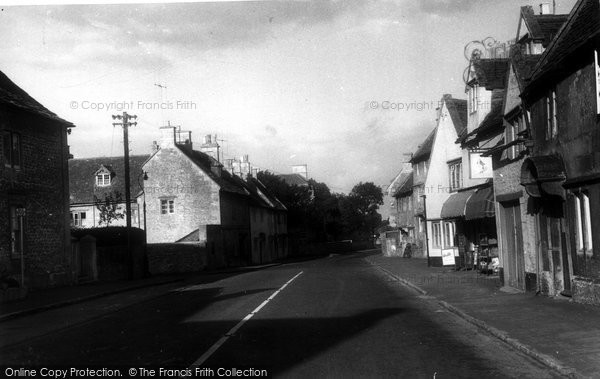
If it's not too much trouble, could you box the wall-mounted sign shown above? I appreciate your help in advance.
[469,152,493,179]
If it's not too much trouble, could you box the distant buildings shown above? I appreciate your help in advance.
[142,126,287,266]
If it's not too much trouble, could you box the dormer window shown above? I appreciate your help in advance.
[95,166,113,187]
[96,173,111,186]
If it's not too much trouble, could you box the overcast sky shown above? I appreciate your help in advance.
[0,0,577,193]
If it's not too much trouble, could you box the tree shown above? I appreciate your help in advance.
[94,191,125,226]
[339,182,383,240]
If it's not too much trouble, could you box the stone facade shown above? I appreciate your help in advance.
[0,72,73,290]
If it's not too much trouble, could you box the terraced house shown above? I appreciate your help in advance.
[519,0,600,304]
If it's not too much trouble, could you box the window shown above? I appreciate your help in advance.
[70,211,87,227]
[443,221,455,247]
[96,173,111,186]
[9,206,24,257]
[3,132,21,169]
[432,222,442,248]
[573,192,593,256]
[595,50,600,114]
[506,115,525,159]
[160,199,175,214]
[469,84,479,113]
[545,89,557,140]
[448,160,462,191]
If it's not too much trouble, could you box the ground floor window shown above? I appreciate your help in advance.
[432,222,442,248]
[431,221,455,248]
[570,189,598,278]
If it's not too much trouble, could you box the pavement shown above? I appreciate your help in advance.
[0,263,281,323]
[365,254,600,379]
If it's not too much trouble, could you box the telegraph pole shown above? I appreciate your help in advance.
[112,112,137,279]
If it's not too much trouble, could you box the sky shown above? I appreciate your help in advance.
[0,0,577,195]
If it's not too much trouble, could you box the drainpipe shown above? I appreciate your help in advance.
[421,194,430,267]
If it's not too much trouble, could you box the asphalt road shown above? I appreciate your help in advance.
[0,251,560,378]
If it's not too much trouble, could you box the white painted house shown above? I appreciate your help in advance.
[416,95,468,266]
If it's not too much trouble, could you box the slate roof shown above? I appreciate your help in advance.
[69,155,150,204]
[511,51,542,90]
[0,70,73,127]
[443,95,468,136]
[246,177,287,211]
[410,127,436,164]
[459,89,506,147]
[278,173,309,187]
[526,0,600,89]
[178,147,249,196]
[393,171,414,198]
[520,6,569,47]
[470,59,510,90]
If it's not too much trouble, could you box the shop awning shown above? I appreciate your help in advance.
[440,190,475,219]
[465,186,495,220]
[520,156,566,199]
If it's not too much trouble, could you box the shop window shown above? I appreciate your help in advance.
[432,222,442,248]
[442,221,455,247]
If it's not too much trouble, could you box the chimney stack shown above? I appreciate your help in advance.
[539,2,551,14]
[159,126,176,149]
[199,134,220,161]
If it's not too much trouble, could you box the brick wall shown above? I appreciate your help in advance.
[0,107,72,289]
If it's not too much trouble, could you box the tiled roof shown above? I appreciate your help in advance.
[245,177,287,211]
[443,95,468,136]
[393,171,414,198]
[178,147,249,196]
[526,0,600,89]
[511,51,542,90]
[520,6,569,46]
[387,163,412,196]
[278,173,309,187]
[69,155,150,204]
[0,70,73,126]
[410,127,436,163]
[459,89,506,147]
[470,59,510,90]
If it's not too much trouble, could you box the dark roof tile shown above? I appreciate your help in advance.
[410,127,436,163]
[69,155,149,204]
[0,70,73,126]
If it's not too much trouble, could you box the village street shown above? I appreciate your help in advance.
[0,251,557,378]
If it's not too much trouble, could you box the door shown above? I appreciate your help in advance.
[503,202,525,290]
[545,217,571,295]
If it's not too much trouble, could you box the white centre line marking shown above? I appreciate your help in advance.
[189,271,304,368]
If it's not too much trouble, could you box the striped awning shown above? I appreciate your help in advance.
[440,190,475,219]
[465,186,495,220]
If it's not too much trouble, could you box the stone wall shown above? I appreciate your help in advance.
[147,243,208,274]
[0,107,72,290]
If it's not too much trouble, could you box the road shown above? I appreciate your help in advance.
[0,251,559,378]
